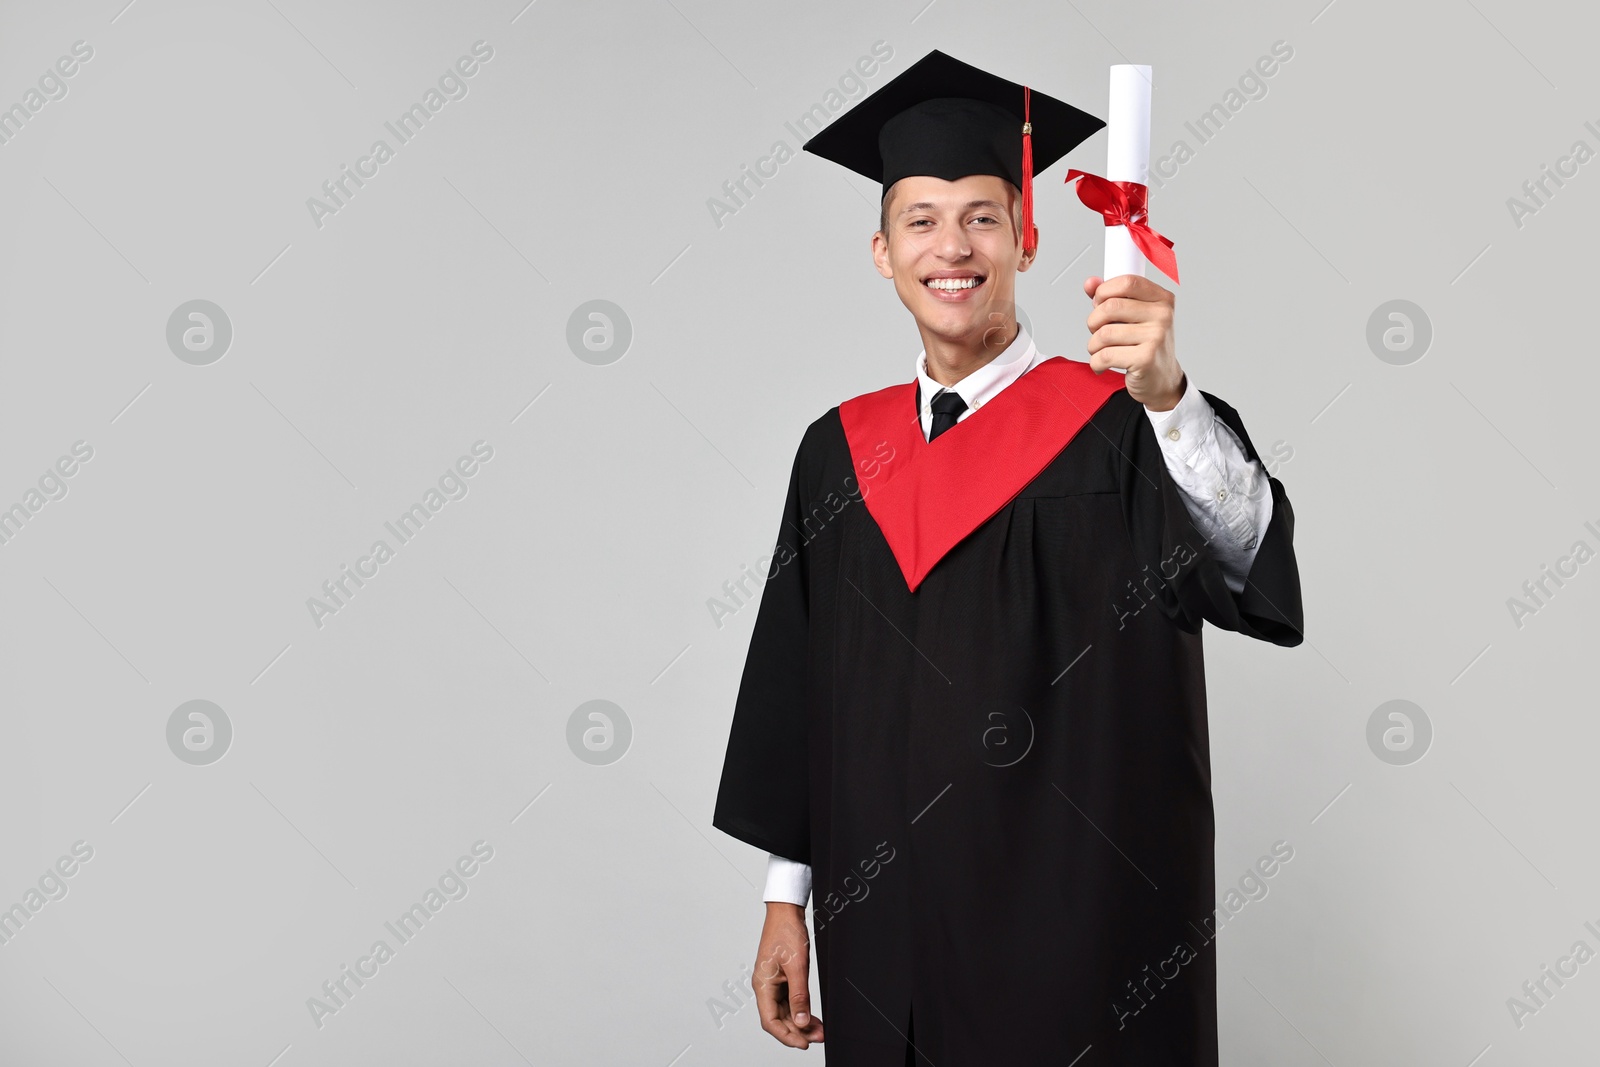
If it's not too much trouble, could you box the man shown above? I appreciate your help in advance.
[712,49,1303,1065]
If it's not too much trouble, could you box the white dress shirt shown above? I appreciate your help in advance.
[762,325,1273,906]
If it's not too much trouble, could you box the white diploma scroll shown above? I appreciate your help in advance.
[1103,64,1152,280]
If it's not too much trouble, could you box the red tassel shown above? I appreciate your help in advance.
[1020,85,1035,252]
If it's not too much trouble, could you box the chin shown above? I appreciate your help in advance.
[917,316,985,346]
[918,300,990,334]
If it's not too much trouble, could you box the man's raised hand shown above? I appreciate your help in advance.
[1083,273,1186,412]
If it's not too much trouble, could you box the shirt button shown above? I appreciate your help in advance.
[1166,427,1181,442]
[1217,489,1228,501]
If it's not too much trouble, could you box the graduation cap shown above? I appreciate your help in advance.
[801,49,1105,253]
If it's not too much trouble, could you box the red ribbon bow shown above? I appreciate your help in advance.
[1064,170,1179,284]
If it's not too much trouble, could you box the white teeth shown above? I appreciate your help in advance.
[925,277,981,290]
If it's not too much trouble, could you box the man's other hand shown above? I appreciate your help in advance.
[755,902,824,1048]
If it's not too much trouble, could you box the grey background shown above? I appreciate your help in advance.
[0,0,1594,1063]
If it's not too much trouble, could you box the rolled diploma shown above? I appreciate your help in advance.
[1104,64,1152,280]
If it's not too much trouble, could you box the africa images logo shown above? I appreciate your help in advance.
[305,840,495,1029]
[304,41,495,229]
[306,441,495,630]
[1112,840,1295,1030]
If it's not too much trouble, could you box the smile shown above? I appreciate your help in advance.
[923,274,985,300]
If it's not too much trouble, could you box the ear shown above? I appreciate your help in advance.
[1016,225,1039,272]
[871,230,894,279]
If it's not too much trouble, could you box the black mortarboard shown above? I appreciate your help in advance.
[801,49,1105,252]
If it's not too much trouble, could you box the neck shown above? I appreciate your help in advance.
[921,318,1020,387]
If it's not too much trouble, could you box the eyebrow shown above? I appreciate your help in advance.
[898,199,1008,218]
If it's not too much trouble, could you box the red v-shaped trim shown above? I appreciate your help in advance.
[839,357,1126,592]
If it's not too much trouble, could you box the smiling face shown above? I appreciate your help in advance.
[872,173,1036,349]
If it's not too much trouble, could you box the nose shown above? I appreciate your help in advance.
[936,221,970,260]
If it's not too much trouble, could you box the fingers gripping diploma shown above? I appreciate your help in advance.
[1083,273,1187,413]
[755,903,825,1048]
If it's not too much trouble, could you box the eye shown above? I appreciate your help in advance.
[972,214,999,224]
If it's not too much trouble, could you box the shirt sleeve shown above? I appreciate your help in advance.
[762,854,813,906]
[1142,376,1273,595]
[1115,386,1304,648]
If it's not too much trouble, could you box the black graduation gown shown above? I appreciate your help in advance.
[713,356,1303,1066]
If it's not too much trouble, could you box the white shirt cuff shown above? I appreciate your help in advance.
[1142,376,1212,460]
[762,854,812,906]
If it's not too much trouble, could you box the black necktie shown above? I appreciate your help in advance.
[929,388,968,442]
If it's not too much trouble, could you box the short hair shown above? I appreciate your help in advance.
[879,179,1025,244]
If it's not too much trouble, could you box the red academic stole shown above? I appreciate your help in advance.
[839,357,1125,592]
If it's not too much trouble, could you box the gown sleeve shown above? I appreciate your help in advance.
[711,433,814,864]
[1116,389,1304,647]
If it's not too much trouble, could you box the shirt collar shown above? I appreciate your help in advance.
[915,324,1038,439]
